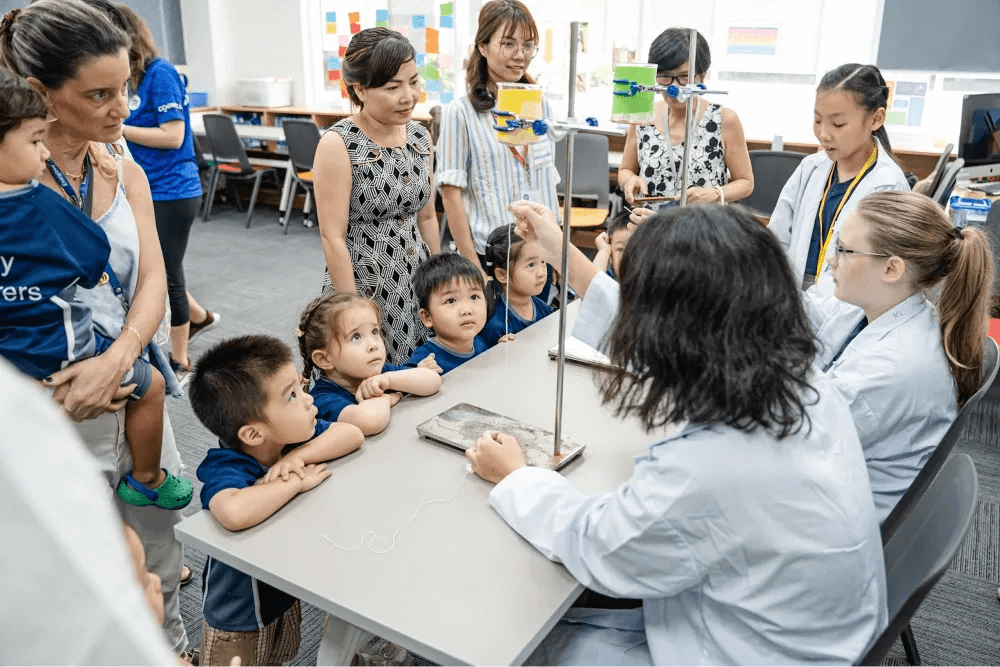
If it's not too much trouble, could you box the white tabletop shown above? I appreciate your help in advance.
[190,113,287,142]
[175,302,657,665]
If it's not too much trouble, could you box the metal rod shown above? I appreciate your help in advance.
[553,21,581,458]
[678,27,698,207]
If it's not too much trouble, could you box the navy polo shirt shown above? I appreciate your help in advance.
[125,58,202,201]
[806,170,851,277]
[480,295,553,347]
[310,365,405,422]
[404,337,488,374]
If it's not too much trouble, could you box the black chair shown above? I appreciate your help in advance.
[201,114,281,228]
[932,157,966,207]
[280,119,322,234]
[744,150,806,218]
[876,336,998,664]
[858,453,979,665]
[191,134,214,217]
[922,143,955,198]
[966,200,1000,300]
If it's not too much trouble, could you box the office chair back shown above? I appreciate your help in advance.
[933,157,965,206]
[880,336,998,543]
[858,453,979,665]
[191,133,212,171]
[202,114,253,173]
[923,143,955,198]
[554,134,610,211]
[967,200,1000,297]
[745,150,806,217]
[281,119,321,174]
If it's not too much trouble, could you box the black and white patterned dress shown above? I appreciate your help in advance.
[636,102,728,198]
[322,119,432,364]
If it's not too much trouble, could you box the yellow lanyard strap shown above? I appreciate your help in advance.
[813,145,879,283]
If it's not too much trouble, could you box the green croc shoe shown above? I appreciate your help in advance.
[116,469,193,510]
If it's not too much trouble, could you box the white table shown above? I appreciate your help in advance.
[175,303,657,665]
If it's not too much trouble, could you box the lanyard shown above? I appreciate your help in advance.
[507,145,529,171]
[813,145,879,283]
[98,261,131,314]
[46,154,93,217]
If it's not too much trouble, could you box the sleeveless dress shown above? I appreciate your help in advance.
[636,102,728,198]
[322,119,432,365]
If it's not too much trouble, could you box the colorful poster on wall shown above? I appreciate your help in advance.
[885,80,928,126]
[726,26,778,56]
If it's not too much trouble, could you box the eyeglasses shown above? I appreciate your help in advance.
[495,40,539,59]
[833,239,890,259]
[656,73,690,86]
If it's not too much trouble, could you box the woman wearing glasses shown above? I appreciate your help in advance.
[618,28,753,211]
[437,0,560,274]
[805,190,992,523]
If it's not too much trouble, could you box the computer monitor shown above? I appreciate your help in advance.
[958,93,1000,166]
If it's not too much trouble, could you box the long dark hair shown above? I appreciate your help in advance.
[859,191,993,406]
[818,63,900,166]
[466,0,538,113]
[603,205,819,437]
[0,0,129,90]
[342,27,415,108]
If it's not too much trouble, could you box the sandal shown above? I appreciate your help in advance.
[180,565,193,586]
[188,310,220,343]
[116,469,193,510]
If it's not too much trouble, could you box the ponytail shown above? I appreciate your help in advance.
[0,10,20,69]
[858,191,993,406]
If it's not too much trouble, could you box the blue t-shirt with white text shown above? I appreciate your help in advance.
[0,182,110,378]
[125,58,202,201]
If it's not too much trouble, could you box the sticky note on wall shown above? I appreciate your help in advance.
[348,11,360,23]
[326,12,336,22]
[440,2,453,16]
[416,53,426,66]
[351,23,360,33]
[412,15,426,28]
[376,9,389,21]
[425,27,439,53]
[440,15,453,28]
[340,34,351,46]
[326,23,337,34]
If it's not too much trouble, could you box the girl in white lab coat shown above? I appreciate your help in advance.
[768,64,910,290]
[466,201,887,666]
[806,190,993,523]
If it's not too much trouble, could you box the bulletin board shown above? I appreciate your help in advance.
[319,0,458,105]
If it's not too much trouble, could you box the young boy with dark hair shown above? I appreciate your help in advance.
[404,253,496,374]
[0,69,191,510]
[592,209,634,280]
[189,334,364,666]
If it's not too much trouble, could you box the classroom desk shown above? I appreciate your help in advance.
[175,303,660,665]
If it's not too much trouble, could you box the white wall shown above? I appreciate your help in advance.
[180,0,308,106]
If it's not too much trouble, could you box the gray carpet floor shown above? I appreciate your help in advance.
[171,204,1000,665]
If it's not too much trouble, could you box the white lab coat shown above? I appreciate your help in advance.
[804,278,957,523]
[767,140,910,283]
[491,272,887,666]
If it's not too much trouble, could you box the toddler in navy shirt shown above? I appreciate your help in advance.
[298,292,442,435]
[189,334,364,666]
[480,224,553,347]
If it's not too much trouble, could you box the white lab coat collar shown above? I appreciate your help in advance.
[827,293,929,373]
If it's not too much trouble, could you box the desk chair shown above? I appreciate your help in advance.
[280,119,321,234]
[554,134,611,248]
[202,113,281,228]
[858,453,979,666]
[922,144,955,198]
[744,151,806,218]
[876,336,998,664]
[967,201,1000,300]
[933,157,966,207]
[191,134,214,217]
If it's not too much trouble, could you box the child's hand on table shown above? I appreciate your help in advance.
[497,333,516,343]
[265,453,307,483]
[356,374,392,401]
[417,353,444,374]
[298,463,332,492]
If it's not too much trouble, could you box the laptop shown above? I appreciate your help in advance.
[416,403,586,471]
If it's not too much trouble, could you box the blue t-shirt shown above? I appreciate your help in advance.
[480,295,553,347]
[805,171,851,277]
[404,337,488,374]
[0,182,111,379]
[310,364,404,422]
[125,58,202,201]
[197,419,330,632]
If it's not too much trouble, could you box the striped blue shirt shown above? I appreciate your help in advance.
[436,95,561,253]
